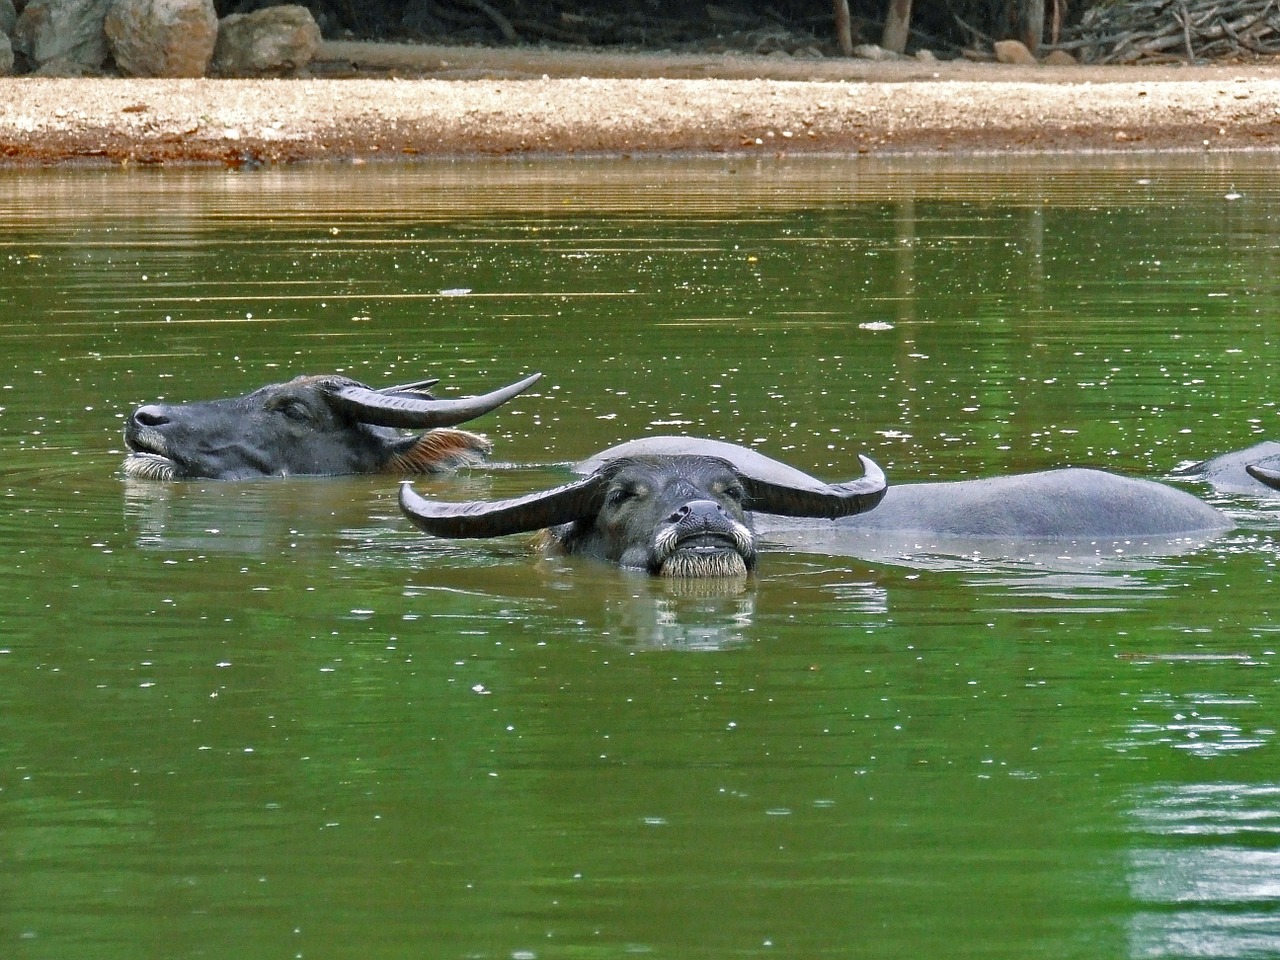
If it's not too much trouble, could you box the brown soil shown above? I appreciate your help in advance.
[4,41,1280,165]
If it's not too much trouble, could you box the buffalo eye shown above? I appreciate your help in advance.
[719,482,746,503]
[270,398,315,424]
[605,482,647,507]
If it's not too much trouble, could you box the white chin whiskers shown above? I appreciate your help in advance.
[652,520,755,578]
[658,549,750,579]
[123,453,178,481]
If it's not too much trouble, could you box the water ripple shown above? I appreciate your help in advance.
[1127,783,1280,959]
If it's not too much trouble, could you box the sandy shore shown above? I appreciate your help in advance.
[3,41,1280,165]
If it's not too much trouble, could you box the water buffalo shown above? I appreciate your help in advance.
[1179,441,1280,495]
[577,437,1231,541]
[399,439,887,577]
[123,371,541,480]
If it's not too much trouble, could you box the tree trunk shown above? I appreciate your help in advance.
[882,0,913,53]
[1020,0,1046,52]
[833,0,854,56]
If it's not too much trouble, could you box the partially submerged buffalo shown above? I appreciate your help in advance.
[399,438,887,577]
[1179,441,1280,496]
[123,372,540,480]
[400,435,1231,574]
[578,437,1231,541]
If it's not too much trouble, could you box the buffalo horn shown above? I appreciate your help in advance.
[742,454,887,519]
[400,473,607,539]
[1246,462,1280,491]
[378,378,440,395]
[329,372,541,428]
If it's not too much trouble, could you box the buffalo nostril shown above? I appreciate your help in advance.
[670,500,728,525]
[132,405,171,428]
[687,500,727,520]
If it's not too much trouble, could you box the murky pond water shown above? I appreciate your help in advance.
[2,155,1280,959]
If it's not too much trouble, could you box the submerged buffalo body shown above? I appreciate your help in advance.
[760,467,1231,539]
[399,438,887,577]
[123,372,540,480]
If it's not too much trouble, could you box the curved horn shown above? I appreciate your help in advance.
[378,377,439,395]
[328,372,541,428]
[742,454,887,519]
[1246,462,1280,491]
[400,472,607,539]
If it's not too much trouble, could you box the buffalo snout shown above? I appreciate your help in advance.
[666,499,731,527]
[650,492,757,579]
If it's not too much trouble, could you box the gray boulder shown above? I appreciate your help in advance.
[0,34,12,77]
[105,0,218,78]
[12,0,112,71]
[1,0,17,38]
[212,4,321,77]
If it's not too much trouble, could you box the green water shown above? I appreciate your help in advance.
[2,156,1279,959]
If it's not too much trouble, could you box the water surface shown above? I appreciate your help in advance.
[2,155,1279,959]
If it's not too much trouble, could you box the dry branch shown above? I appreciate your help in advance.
[1060,0,1280,63]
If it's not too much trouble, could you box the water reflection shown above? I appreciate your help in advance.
[122,475,392,553]
[403,561,771,651]
[121,472,505,554]
[1127,783,1280,959]
[601,576,759,651]
[1114,689,1275,759]
[758,526,1225,573]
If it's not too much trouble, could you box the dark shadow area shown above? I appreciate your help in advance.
[215,0,1065,58]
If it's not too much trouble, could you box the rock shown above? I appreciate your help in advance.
[1042,49,1077,66]
[993,39,1038,65]
[0,0,17,38]
[12,0,112,70]
[212,4,321,77]
[106,0,218,78]
[32,53,102,76]
[853,43,906,62]
[914,48,937,62]
[0,34,12,76]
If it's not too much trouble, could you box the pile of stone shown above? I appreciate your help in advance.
[0,0,322,77]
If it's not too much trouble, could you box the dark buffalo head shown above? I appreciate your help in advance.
[123,372,541,480]
[400,441,886,578]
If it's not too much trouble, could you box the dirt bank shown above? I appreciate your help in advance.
[2,41,1280,165]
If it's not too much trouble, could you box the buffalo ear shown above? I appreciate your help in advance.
[400,473,609,539]
[388,429,493,474]
[328,372,541,429]
[742,454,887,519]
[1246,462,1280,491]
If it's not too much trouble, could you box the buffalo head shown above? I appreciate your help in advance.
[123,372,541,480]
[399,440,886,577]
